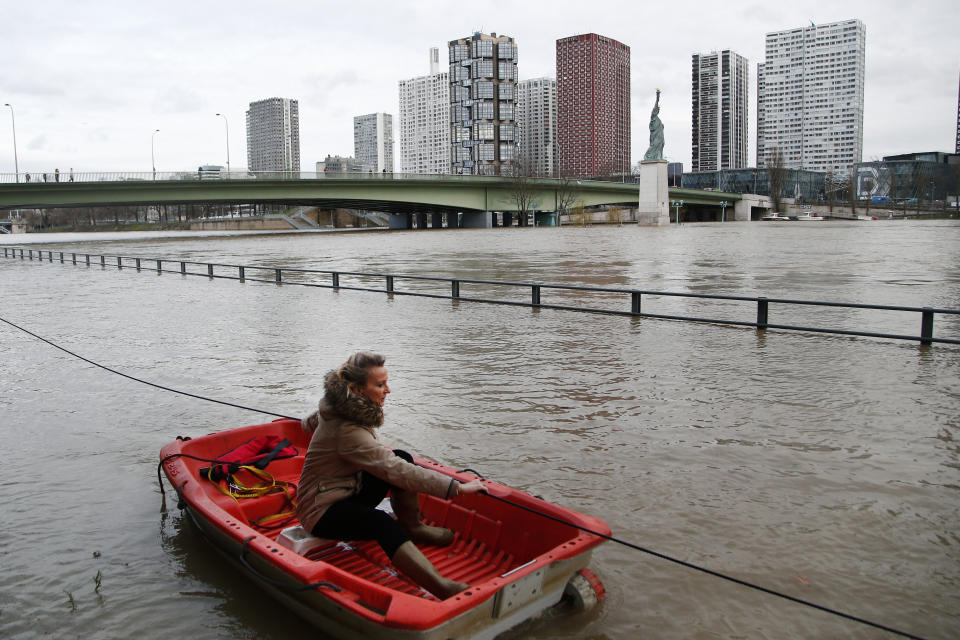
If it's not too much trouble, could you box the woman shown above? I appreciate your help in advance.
[297,351,484,599]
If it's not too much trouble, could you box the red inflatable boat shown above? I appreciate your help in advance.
[159,418,609,639]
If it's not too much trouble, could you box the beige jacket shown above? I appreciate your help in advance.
[296,371,456,534]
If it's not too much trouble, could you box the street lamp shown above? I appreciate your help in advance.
[720,200,729,223]
[3,103,19,183]
[670,199,684,225]
[151,129,160,180]
[215,113,230,177]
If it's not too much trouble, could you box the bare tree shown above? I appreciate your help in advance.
[766,148,787,214]
[606,206,623,225]
[909,164,930,214]
[554,178,579,226]
[507,159,538,227]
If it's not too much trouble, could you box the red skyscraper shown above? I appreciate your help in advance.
[556,33,630,178]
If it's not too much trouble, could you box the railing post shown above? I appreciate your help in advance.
[531,284,541,307]
[631,291,641,315]
[180,261,186,274]
[28,249,33,260]
[47,251,53,261]
[757,297,769,330]
[275,268,282,283]
[156,260,162,273]
[84,254,89,266]
[452,279,460,299]
[331,272,339,288]
[117,256,122,269]
[135,258,141,271]
[386,275,394,293]
[59,252,64,263]
[208,263,214,278]
[100,255,105,266]
[72,253,77,264]
[238,266,245,282]
[920,308,934,345]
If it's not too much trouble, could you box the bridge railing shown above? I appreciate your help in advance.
[4,247,958,346]
[0,171,615,185]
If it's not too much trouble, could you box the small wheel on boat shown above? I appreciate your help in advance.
[562,568,606,611]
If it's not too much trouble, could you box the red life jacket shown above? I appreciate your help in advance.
[201,435,298,482]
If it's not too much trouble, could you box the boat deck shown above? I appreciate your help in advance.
[303,532,516,601]
[246,490,519,601]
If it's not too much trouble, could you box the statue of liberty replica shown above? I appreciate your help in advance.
[638,89,669,225]
[643,89,664,161]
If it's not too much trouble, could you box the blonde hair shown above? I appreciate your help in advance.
[337,351,386,390]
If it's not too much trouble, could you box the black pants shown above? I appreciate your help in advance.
[310,449,412,558]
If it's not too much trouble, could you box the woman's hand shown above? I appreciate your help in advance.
[458,479,485,495]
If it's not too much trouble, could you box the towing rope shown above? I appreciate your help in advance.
[3,315,931,640]
[0,315,298,421]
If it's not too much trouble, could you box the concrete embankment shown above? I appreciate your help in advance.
[189,217,299,231]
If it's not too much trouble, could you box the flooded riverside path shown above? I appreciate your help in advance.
[1,220,958,640]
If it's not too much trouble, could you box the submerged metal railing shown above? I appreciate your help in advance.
[5,246,959,345]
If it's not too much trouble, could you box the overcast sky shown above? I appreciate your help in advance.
[1,0,957,176]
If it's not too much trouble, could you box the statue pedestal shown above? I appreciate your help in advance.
[637,160,669,225]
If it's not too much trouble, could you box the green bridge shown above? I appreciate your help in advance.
[0,173,741,220]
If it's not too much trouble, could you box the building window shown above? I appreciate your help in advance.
[476,143,495,161]
[473,39,493,57]
[472,59,493,79]
[473,101,494,119]
[474,122,495,140]
[472,81,494,99]
[450,44,469,62]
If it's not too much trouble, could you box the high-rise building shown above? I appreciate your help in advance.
[354,112,394,173]
[448,32,518,176]
[245,97,300,173]
[757,19,865,173]
[556,33,630,178]
[398,48,451,174]
[517,77,557,177]
[691,50,749,172]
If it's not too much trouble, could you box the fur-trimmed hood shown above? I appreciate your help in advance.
[317,369,384,427]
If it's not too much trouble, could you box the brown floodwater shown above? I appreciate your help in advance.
[1,220,958,639]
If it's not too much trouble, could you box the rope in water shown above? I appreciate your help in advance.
[1,314,929,640]
[0,315,297,421]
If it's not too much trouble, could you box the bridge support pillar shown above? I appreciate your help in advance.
[388,214,408,230]
[502,212,513,227]
[461,211,492,228]
[431,213,443,228]
[416,213,428,229]
[637,160,670,225]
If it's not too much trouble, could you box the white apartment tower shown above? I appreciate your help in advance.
[757,19,865,173]
[398,48,451,174]
[517,77,557,177]
[354,113,394,173]
[692,50,749,172]
[448,32,518,176]
[246,97,300,173]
